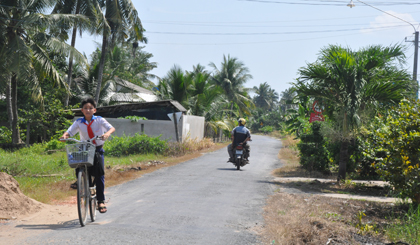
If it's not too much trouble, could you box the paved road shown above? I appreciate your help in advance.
[21,135,282,244]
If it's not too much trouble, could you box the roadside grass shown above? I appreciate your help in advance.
[264,132,420,244]
[386,204,420,245]
[1,137,226,205]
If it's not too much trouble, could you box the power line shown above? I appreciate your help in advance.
[239,0,420,6]
[143,26,410,46]
[144,20,413,29]
[146,24,409,36]
[143,11,420,25]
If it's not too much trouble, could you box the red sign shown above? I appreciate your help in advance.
[309,100,324,123]
[310,113,324,123]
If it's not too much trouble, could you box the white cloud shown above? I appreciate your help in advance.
[361,11,418,36]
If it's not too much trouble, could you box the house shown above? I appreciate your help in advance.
[104,77,158,104]
[71,100,204,142]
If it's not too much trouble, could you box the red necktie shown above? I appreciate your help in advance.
[84,120,96,145]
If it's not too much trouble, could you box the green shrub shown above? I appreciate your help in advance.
[386,204,420,244]
[0,145,67,176]
[367,100,420,203]
[104,133,168,157]
[118,116,148,122]
[45,139,66,151]
[297,121,329,172]
[260,126,273,134]
[0,126,12,144]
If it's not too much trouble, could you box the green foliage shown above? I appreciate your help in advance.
[0,126,12,144]
[0,144,68,176]
[19,92,75,144]
[118,116,148,122]
[297,121,330,172]
[386,204,420,244]
[104,134,168,157]
[249,108,284,133]
[45,139,66,151]
[366,100,420,202]
[350,129,381,179]
[260,126,274,134]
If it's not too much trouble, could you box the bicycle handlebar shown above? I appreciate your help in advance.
[60,135,103,143]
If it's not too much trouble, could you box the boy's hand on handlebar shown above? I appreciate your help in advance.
[60,133,69,142]
[101,133,111,141]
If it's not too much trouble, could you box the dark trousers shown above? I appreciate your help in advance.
[76,148,105,202]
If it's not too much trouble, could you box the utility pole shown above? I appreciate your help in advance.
[348,0,419,96]
[406,31,419,96]
[414,31,419,83]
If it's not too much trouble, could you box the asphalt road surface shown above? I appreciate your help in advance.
[22,135,282,244]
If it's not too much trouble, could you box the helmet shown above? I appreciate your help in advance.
[238,118,246,125]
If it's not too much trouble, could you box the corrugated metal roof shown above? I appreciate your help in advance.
[70,100,187,118]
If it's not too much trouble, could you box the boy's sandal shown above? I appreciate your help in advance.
[70,181,77,189]
[98,202,107,213]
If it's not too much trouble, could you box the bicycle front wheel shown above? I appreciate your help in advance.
[77,167,89,226]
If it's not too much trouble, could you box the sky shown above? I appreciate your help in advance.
[73,0,420,97]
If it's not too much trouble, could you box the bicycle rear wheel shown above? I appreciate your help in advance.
[77,167,89,226]
[89,182,97,222]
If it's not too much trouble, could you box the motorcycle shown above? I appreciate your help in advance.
[233,144,249,170]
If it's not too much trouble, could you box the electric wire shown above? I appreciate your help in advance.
[239,0,420,6]
[145,24,409,36]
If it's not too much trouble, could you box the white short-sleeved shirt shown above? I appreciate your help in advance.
[66,116,114,146]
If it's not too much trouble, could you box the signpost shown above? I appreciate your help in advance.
[309,101,324,123]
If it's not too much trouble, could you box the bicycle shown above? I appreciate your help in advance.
[62,135,101,226]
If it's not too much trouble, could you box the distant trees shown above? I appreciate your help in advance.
[253,82,279,111]
[209,55,254,116]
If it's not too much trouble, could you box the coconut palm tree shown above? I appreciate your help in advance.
[186,65,231,135]
[155,65,192,108]
[0,0,88,144]
[209,55,254,117]
[279,87,297,113]
[294,44,414,181]
[253,82,279,111]
[52,0,105,106]
[94,0,145,102]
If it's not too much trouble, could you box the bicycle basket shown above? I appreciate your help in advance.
[65,143,95,168]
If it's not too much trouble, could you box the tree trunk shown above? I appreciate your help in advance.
[337,139,349,182]
[64,2,81,107]
[11,74,21,144]
[95,29,108,103]
[6,77,13,129]
[230,102,234,118]
[26,123,30,146]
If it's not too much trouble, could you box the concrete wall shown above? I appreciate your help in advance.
[105,115,204,142]
[181,115,205,141]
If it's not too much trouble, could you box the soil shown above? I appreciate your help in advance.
[0,172,44,219]
[0,172,80,244]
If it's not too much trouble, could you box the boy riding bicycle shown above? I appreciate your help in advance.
[61,98,115,213]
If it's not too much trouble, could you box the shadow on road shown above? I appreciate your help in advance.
[216,168,242,171]
[16,219,81,231]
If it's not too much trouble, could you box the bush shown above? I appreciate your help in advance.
[118,116,147,122]
[260,126,273,134]
[45,139,66,151]
[367,100,420,203]
[0,126,12,144]
[104,133,168,157]
[297,121,329,172]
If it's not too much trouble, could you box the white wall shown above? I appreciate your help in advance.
[181,115,205,141]
[105,115,204,142]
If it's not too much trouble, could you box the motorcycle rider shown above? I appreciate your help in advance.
[228,118,251,163]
